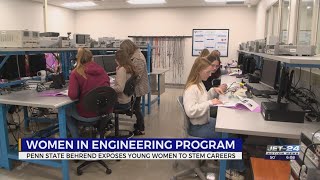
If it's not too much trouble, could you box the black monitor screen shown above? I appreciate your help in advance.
[29,54,46,76]
[0,55,26,80]
[93,56,104,68]
[260,59,280,89]
[103,55,117,73]
[76,35,85,44]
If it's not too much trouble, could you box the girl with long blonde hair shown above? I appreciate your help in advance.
[184,57,246,179]
[183,57,222,138]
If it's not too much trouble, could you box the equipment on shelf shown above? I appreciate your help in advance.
[290,132,320,179]
[265,44,278,55]
[266,44,316,56]
[71,34,90,48]
[90,40,101,48]
[39,32,60,37]
[112,39,122,48]
[239,42,247,50]
[0,30,40,48]
[247,41,255,52]
[39,37,60,48]
[254,39,265,53]
[278,45,316,56]
[59,36,71,48]
[265,36,279,55]
[98,37,115,48]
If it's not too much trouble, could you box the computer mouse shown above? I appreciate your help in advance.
[261,94,271,98]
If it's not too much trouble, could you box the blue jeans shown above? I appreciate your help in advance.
[188,117,246,172]
[66,105,100,138]
[188,117,221,138]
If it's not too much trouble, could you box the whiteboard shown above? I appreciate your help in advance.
[192,29,229,57]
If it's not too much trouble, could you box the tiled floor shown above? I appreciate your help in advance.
[0,88,215,180]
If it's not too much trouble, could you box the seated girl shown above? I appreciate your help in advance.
[112,49,136,110]
[183,57,246,180]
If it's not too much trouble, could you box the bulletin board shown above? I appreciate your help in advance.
[192,29,229,57]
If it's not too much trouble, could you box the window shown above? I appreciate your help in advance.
[266,8,273,38]
[316,2,320,54]
[265,1,280,41]
[280,0,290,44]
[297,0,314,45]
[272,1,280,36]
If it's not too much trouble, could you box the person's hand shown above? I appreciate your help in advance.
[211,98,223,105]
[219,83,227,92]
[214,87,225,95]
[116,66,120,70]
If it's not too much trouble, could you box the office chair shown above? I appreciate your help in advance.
[113,96,135,138]
[171,96,208,180]
[112,74,138,138]
[75,86,117,176]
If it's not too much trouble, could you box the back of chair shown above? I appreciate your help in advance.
[177,96,191,138]
[123,74,138,96]
[83,86,117,116]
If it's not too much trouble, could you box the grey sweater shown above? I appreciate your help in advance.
[183,82,218,125]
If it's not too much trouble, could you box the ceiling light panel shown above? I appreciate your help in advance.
[204,0,226,3]
[62,1,97,8]
[127,0,166,5]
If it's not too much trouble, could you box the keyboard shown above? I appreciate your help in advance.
[251,89,278,96]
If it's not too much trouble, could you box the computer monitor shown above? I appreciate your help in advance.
[260,59,281,89]
[237,52,245,65]
[76,35,85,44]
[277,67,290,103]
[103,55,117,74]
[29,54,46,76]
[0,55,26,80]
[93,55,117,74]
[93,55,104,68]
[241,55,256,75]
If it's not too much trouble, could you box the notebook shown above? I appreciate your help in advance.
[215,97,260,112]
[39,90,68,97]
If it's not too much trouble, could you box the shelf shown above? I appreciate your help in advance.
[238,50,320,67]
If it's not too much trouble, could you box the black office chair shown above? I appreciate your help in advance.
[113,96,135,137]
[75,86,117,176]
[112,74,138,138]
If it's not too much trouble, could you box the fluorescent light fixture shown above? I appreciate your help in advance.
[127,0,166,5]
[226,0,244,2]
[62,1,97,8]
[204,0,226,2]
[307,6,312,9]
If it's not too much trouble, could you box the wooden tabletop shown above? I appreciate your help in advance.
[250,157,291,180]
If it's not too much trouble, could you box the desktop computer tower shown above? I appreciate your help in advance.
[261,102,305,123]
